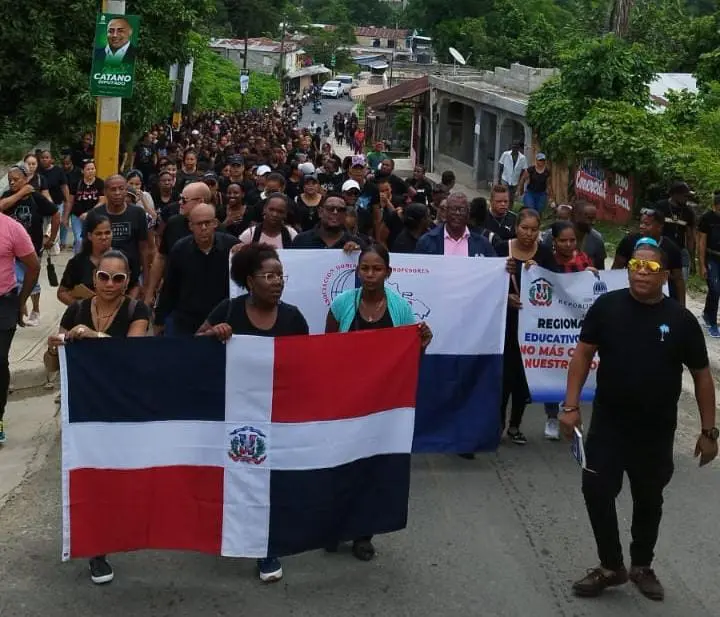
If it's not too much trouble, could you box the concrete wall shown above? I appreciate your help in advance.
[213,48,299,75]
[355,35,407,50]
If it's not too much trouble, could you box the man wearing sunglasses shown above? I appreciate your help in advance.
[563,239,717,601]
[290,195,364,251]
[612,208,685,306]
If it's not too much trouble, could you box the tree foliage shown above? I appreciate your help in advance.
[0,0,214,146]
[190,38,281,111]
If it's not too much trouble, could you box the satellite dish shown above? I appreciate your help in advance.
[448,47,466,65]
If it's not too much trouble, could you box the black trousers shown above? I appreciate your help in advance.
[500,334,530,431]
[582,429,674,571]
[0,328,15,421]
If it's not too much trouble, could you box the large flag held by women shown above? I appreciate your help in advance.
[61,328,419,560]
[231,251,509,453]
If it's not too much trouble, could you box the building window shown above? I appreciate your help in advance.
[387,39,395,49]
[263,56,272,67]
[373,39,380,48]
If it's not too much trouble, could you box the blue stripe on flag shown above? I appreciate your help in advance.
[267,454,410,557]
[65,338,226,423]
[412,354,503,453]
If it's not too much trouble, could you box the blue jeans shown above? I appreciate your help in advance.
[54,203,68,246]
[70,214,84,254]
[15,260,40,295]
[704,258,720,327]
[523,190,547,213]
[681,248,690,282]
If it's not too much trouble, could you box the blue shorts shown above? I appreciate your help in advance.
[15,260,41,295]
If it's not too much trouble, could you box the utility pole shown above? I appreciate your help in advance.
[388,20,398,87]
[240,32,249,111]
[95,0,124,178]
[172,63,186,129]
[278,16,287,94]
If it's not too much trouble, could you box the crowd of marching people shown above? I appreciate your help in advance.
[0,98,716,601]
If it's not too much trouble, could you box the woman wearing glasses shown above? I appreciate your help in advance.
[197,243,308,583]
[47,249,150,585]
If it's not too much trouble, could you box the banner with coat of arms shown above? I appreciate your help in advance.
[518,266,631,402]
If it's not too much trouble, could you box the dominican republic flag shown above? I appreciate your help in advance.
[232,251,509,452]
[60,327,420,560]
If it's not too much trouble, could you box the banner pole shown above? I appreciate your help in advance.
[95,0,125,178]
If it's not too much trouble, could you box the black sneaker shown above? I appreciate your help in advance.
[572,566,628,597]
[89,555,114,584]
[351,538,376,561]
[630,566,664,601]
[507,429,528,445]
[457,453,475,460]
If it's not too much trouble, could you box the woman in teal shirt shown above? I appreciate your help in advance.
[325,243,432,561]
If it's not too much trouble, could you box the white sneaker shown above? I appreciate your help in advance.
[544,418,560,441]
[25,311,40,327]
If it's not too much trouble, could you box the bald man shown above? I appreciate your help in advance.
[154,203,239,336]
[95,175,149,294]
[144,181,212,306]
[94,17,137,65]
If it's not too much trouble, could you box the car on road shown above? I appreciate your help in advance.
[336,75,354,96]
[320,80,343,98]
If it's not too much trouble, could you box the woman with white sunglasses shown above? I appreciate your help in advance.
[47,248,150,585]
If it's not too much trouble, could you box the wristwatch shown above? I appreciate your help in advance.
[701,427,719,440]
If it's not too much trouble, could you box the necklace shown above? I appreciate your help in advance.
[91,297,124,333]
[361,296,387,323]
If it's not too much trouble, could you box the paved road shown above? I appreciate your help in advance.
[1,387,718,617]
[300,95,353,141]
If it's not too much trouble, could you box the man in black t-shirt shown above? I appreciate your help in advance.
[131,133,157,182]
[405,165,434,206]
[697,191,720,336]
[95,175,150,291]
[484,184,517,241]
[39,150,70,250]
[655,181,695,280]
[563,240,717,601]
[612,208,685,305]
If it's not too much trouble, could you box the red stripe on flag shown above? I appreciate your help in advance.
[272,325,420,423]
[69,466,223,558]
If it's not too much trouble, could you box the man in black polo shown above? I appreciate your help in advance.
[563,240,717,602]
[154,203,238,336]
[290,195,362,250]
[483,184,517,241]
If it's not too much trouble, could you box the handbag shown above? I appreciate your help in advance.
[46,254,58,287]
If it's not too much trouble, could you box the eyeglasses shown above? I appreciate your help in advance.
[639,208,657,216]
[323,205,345,214]
[96,270,128,284]
[254,273,288,283]
[179,195,200,203]
[628,258,663,273]
[447,206,469,214]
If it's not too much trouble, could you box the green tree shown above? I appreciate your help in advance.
[0,0,214,146]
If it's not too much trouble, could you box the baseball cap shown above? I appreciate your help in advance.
[228,155,245,165]
[404,202,428,223]
[351,154,366,168]
[298,162,316,176]
[256,164,272,176]
[202,171,218,182]
[342,179,361,192]
[303,173,319,182]
[536,152,547,160]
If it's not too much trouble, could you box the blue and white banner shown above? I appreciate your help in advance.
[232,250,510,452]
[518,266,630,402]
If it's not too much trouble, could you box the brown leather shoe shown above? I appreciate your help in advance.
[572,566,629,597]
[629,566,664,601]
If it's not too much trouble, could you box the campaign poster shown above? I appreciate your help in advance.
[90,13,141,98]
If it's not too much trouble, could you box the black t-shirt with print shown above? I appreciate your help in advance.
[94,204,148,277]
[292,195,322,231]
[60,297,150,338]
[72,179,105,216]
[1,190,58,254]
[655,198,695,250]
[40,166,68,204]
[207,295,309,337]
[698,210,720,258]
[580,289,708,435]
